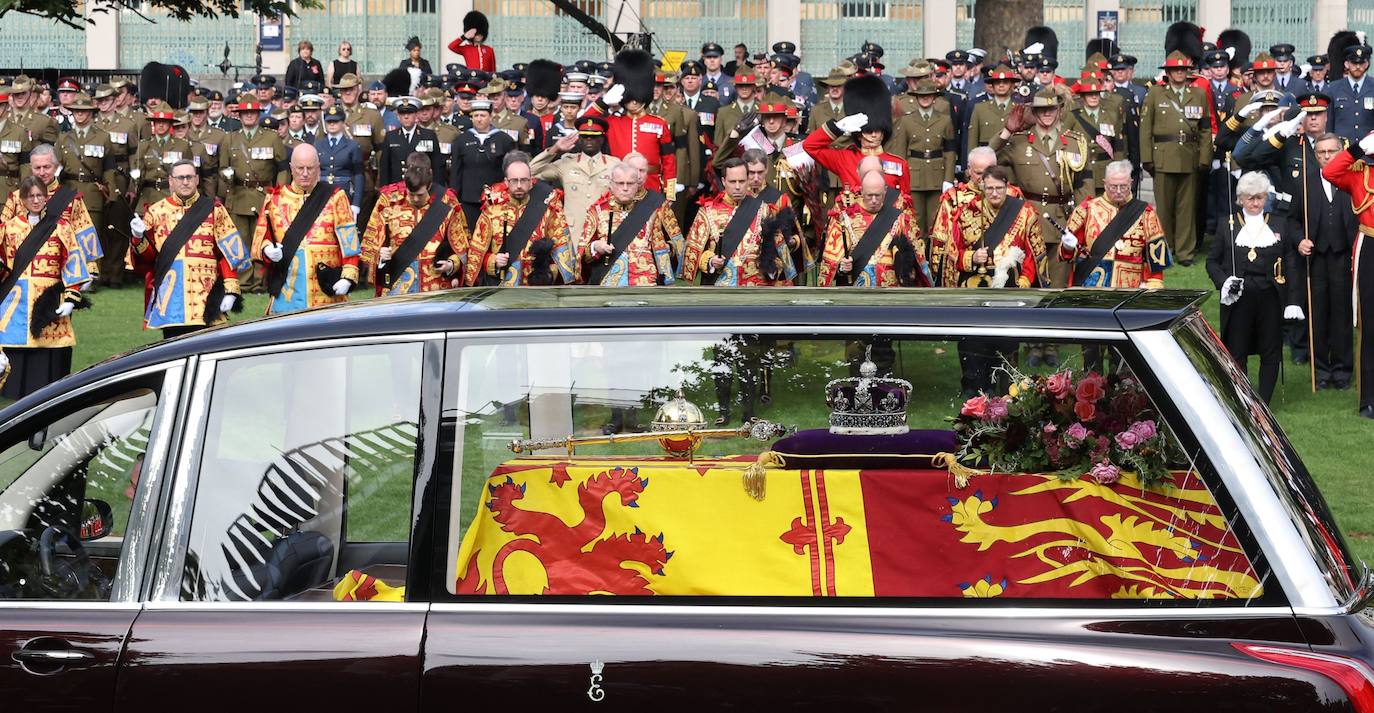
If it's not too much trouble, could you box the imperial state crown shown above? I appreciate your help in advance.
[824,345,912,435]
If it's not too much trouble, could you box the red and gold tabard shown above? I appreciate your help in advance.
[680,192,795,286]
[1062,195,1170,288]
[128,193,247,329]
[946,195,1043,288]
[0,214,90,347]
[361,186,469,296]
[465,182,576,287]
[1,181,103,273]
[250,183,360,315]
[817,197,930,287]
[578,190,680,286]
[929,181,1027,288]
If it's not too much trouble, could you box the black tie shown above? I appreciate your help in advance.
[330,137,338,149]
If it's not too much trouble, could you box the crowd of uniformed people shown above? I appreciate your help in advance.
[0,14,1372,419]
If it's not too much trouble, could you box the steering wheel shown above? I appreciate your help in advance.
[38,526,97,599]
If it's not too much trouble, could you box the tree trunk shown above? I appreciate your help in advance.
[973,0,1043,64]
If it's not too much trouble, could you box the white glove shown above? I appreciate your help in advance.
[54,301,74,318]
[332,278,351,296]
[221,166,234,179]
[675,182,685,194]
[1284,305,1305,321]
[0,350,10,375]
[1256,107,1284,130]
[1221,276,1244,306]
[129,215,147,236]
[1210,159,1222,170]
[834,113,869,133]
[941,181,954,192]
[351,205,360,221]
[1060,231,1078,251]
[602,84,625,106]
[1024,42,1044,55]
[1226,46,1237,60]
[1237,101,1264,119]
[1360,132,1374,154]
[1277,114,1303,138]
[219,294,237,313]
[263,242,284,262]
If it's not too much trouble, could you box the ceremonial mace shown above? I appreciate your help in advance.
[1302,144,1317,392]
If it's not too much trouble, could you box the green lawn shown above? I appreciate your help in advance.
[60,269,1374,567]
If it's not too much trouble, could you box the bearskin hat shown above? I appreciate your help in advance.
[464,11,490,39]
[382,68,412,98]
[1165,21,1205,64]
[1024,25,1059,60]
[842,73,893,140]
[1329,30,1362,81]
[526,59,562,100]
[1218,29,1251,70]
[1084,38,1118,61]
[139,62,192,110]
[613,48,656,106]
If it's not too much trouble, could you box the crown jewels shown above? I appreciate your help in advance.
[824,345,911,435]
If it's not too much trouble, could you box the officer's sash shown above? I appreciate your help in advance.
[266,184,338,298]
[0,187,76,303]
[981,195,1025,255]
[1074,199,1146,287]
[487,181,554,286]
[715,194,766,269]
[585,190,665,286]
[850,188,903,275]
[152,195,216,303]
[383,195,453,290]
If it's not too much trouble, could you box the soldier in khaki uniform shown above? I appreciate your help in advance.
[488,81,532,148]
[0,94,32,200]
[186,97,229,200]
[529,116,616,247]
[128,109,192,213]
[714,70,764,149]
[1139,50,1214,265]
[1066,78,1125,191]
[55,93,117,283]
[9,75,59,145]
[222,100,288,292]
[94,84,138,196]
[651,72,699,222]
[889,79,955,242]
[966,64,1019,154]
[896,62,955,122]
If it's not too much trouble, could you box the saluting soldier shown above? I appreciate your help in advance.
[128,108,192,213]
[55,92,116,284]
[680,158,795,286]
[9,76,59,145]
[1329,43,1374,142]
[714,70,763,150]
[965,65,1019,155]
[221,99,288,293]
[464,151,576,287]
[0,93,33,204]
[362,153,468,296]
[449,98,516,228]
[251,144,360,315]
[1139,50,1214,266]
[889,79,955,241]
[580,160,681,286]
[817,168,928,288]
[1059,160,1170,288]
[529,116,616,246]
[127,159,249,338]
[314,105,364,218]
[1068,78,1125,192]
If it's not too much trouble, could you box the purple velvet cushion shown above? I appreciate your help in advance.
[769,428,959,470]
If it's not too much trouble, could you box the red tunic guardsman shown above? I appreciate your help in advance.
[587,49,678,196]
[1321,135,1374,418]
[447,11,496,74]
[801,73,907,192]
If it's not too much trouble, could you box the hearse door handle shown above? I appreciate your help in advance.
[12,641,96,672]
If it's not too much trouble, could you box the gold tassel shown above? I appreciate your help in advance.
[742,451,785,501]
[932,452,984,489]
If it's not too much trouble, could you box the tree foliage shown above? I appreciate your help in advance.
[0,0,322,30]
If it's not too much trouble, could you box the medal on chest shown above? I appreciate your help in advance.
[1248,246,1257,262]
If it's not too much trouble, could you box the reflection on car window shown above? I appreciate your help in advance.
[443,333,1266,604]
[181,343,422,603]
[0,388,160,600]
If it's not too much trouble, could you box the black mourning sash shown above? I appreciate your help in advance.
[982,195,1025,255]
[1073,199,1146,287]
[494,181,554,279]
[850,188,903,273]
[0,187,77,303]
[586,190,665,286]
[758,186,781,204]
[383,196,452,289]
[715,194,766,268]
[266,184,339,298]
[152,195,216,299]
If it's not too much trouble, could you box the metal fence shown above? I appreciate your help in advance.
[118,6,258,76]
[1117,0,1197,72]
[476,0,616,65]
[1230,1,1316,65]
[0,11,90,68]
[291,0,439,76]
[644,0,767,65]
[799,0,923,75]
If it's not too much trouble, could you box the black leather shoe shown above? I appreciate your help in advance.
[1178,258,1195,267]
[1317,379,1331,391]
[1361,405,1374,419]
[1336,380,1352,391]
[1293,354,1310,365]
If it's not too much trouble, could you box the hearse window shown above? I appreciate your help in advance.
[0,383,162,601]
[440,333,1271,604]
[180,343,421,603]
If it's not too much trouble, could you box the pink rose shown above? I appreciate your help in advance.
[1074,399,1097,422]
[1088,460,1120,485]
[1114,429,1142,450]
[1075,372,1107,404]
[1129,420,1157,441]
[1046,371,1073,400]
[960,395,987,419]
[1042,422,1058,434]
[1065,422,1089,444]
[984,397,1009,422]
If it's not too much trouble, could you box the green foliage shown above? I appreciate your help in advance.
[0,0,321,29]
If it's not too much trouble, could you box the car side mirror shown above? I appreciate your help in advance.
[78,499,113,541]
[27,427,46,451]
